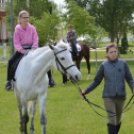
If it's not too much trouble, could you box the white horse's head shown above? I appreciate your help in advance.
[49,40,81,82]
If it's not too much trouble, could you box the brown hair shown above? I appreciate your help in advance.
[18,10,29,24]
[68,24,73,28]
[106,43,117,53]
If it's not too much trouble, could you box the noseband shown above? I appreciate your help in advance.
[54,49,76,74]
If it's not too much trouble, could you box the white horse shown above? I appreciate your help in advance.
[13,40,81,134]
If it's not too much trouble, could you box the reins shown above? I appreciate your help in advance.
[72,81,134,118]
[50,42,134,117]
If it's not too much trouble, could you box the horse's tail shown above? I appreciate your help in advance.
[81,42,90,76]
[82,43,90,61]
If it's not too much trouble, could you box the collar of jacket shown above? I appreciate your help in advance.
[107,57,119,63]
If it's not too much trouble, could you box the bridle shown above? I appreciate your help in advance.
[54,49,76,74]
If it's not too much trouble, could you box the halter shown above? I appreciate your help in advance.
[54,49,76,74]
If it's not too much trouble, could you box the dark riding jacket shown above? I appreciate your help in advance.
[67,30,77,43]
[84,58,134,99]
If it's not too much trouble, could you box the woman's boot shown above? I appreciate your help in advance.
[107,123,117,134]
[5,81,12,91]
[116,122,121,134]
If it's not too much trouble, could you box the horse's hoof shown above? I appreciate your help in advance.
[30,130,34,134]
[87,74,90,80]
[19,124,23,132]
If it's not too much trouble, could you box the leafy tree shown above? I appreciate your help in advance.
[4,0,60,47]
[4,0,53,32]
[29,11,60,46]
[120,33,129,54]
[70,0,134,47]
[64,1,95,37]
[28,0,52,18]
[128,21,134,43]
[63,1,107,47]
[65,0,92,9]
[90,0,134,46]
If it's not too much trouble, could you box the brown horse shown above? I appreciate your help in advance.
[71,42,91,80]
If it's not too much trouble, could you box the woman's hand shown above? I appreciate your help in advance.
[80,90,85,98]
[21,49,26,54]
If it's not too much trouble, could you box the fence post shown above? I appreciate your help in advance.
[0,43,7,66]
[3,43,7,66]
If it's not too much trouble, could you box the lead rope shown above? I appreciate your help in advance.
[72,81,134,118]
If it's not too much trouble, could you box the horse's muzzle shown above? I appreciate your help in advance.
[70,74,81,82]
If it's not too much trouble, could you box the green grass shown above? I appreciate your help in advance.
[0,61,134,134]
[90,51,134,59]
[0,45,11,62]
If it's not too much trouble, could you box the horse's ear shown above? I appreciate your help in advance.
[48,43,54,50]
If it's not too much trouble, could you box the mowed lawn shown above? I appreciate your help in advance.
[90,51,134,59]
[0,60,134,134]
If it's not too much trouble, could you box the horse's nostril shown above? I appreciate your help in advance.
[75,75,78,80]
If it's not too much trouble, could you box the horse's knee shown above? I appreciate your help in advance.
[22,115,29,123]
[40,114,47,125]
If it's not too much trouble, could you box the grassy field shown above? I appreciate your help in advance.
[90,51,134,59]
[0,45,134,64]
[0,61,134,134]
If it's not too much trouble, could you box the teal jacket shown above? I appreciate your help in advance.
[85,58,134,99]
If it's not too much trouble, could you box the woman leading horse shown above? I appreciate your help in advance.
[81,43,134,134]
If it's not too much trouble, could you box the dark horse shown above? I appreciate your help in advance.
[71,42,91,80]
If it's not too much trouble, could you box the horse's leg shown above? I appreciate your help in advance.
[30,101,37,134]
[22,101,29,134]
[39,96,47,134]
[84,54,91,80]
[16,94,23,132]
[76,59,81,70]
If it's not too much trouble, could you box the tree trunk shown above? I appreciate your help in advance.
[117,36,119,48]
[110,32,114,42]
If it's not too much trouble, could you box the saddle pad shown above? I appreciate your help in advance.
[69,43,82,52]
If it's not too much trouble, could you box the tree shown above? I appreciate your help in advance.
[29,11,60,46]
[64,1,95,37]
[65,0,92,9]
[71,0,134,47]
[63,1,107,45]
[120,33,129,54]
[4,0,53,32]
[128,21,134,43]
[28,0,52,18]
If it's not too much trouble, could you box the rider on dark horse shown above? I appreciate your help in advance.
[67,25,79,57]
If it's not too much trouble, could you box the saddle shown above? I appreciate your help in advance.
[10,55,23,81]
[69,43,82,52]
[10,49,30,81]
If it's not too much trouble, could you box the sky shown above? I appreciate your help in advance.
[52,0,65,5]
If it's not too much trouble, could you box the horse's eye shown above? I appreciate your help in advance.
[61,57,65,60]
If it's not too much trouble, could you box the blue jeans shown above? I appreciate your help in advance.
[70,41,79,55]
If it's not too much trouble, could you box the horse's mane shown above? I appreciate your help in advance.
[56,40,70,50]
[34,40,70,56]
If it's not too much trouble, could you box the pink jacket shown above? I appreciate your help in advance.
[14,23,38,52]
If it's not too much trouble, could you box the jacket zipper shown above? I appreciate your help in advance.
[113,63,117,94]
